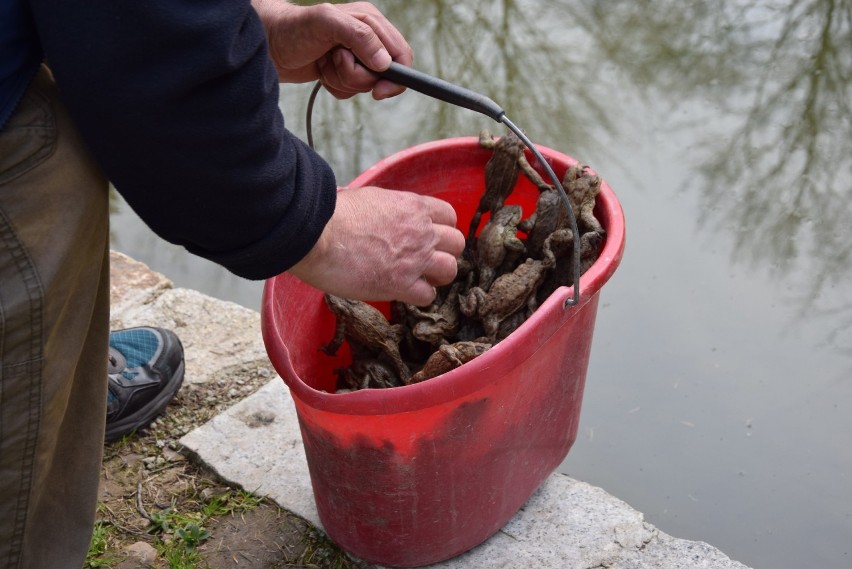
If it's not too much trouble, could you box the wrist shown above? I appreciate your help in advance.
[251,0,295,34]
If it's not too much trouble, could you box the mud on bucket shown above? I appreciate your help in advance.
[261,137,625,568]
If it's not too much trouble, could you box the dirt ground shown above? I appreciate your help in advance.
[91,361,369,569]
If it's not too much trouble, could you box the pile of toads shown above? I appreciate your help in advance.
[323,129,606,391]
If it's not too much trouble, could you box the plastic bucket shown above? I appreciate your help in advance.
[261,137,625,567]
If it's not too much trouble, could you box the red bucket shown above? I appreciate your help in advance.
[261,137,625,567]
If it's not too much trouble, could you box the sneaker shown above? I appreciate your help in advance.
[105,326,185,442]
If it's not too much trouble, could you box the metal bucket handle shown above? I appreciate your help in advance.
[304,73,582,308]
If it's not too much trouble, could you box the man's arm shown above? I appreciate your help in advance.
[30,0,335,279]
[30,0,463,305]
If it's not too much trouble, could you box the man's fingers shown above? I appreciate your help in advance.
[403,278,438,307]
[426,196,458,227]
[343,6,412,69]
[433,222,465,260]
[421,250,461,288]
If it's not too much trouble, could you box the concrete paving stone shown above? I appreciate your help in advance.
[109,250,173,318]
[112,286,268,386]
[180,378,319,525]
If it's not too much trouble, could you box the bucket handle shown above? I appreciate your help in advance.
[499,116,582,308]
[305,77,582,309]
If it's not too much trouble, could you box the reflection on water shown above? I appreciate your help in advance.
[297,0,621,181]
[111,1,852,567]
[695,1,852,355]
[586,0,852,353]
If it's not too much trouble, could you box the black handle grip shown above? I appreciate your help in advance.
[376,61,505,122]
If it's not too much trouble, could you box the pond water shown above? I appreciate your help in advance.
[110,1,852,567]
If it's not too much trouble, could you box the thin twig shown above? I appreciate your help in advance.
[135,481,152,521]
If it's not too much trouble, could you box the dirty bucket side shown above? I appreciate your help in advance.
[264,273,602,567]
[304,303,601,568]
[261,137,625,567]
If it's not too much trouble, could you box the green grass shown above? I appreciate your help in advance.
[294,526,361,569]
[89,487,266,569]
[201,488,264,518]
[158,540,204,569]
[85,520,119,568]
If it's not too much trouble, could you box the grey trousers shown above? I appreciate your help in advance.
[0,65,111,568]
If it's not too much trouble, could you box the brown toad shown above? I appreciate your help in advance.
[563,163,604,236]
[518,187,568,260]
[579,230,605,275]
[494,310,528,341]
[409,340,492,384]
[536,228,604,303]
[405,282,462,345]
[467,129,549,240]
[338,357,401,390]
[536,228,575,303]
[475,204,526,291]
[322,294,411,383]
[460,255,553,341]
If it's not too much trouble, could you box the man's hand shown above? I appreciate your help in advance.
[288,187,466,306]
[252,0,413,100]
[249,2,450,303]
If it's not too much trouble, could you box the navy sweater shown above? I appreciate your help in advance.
[5,0,337,280]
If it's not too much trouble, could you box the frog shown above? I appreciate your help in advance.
[536,227,605,303]
[409,340,492,384]
[459,255,553,341]
[495,310,528,341]
[338,357,401,390]
[535,228,575,303]
[405,281,462,345]
[467,129,550,240]
[518,187,568,260]
[322,294,411,383]
[389,299,433,365]
[579,230,604,275]
[563,163,605,236]
[475,204,526,291]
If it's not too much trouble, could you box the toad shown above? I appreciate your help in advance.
[322,294,411,383]
[495,310,528,341]
[563,163,604,236]
[475,204,526,291]
[409,340,492,384]
[518,187,568,260]
[536,227,604,303]
[460,255,553,341]
[579,230,604,275]
[405,282,462,345]
[338,357,401,390]
[536,228,575,303]
[467,129,549,240]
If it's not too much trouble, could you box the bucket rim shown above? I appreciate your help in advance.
[261,137,625,415]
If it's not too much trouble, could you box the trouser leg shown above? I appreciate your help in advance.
[0,65,110,569]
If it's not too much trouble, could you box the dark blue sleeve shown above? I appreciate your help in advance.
[28,0,336,280]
